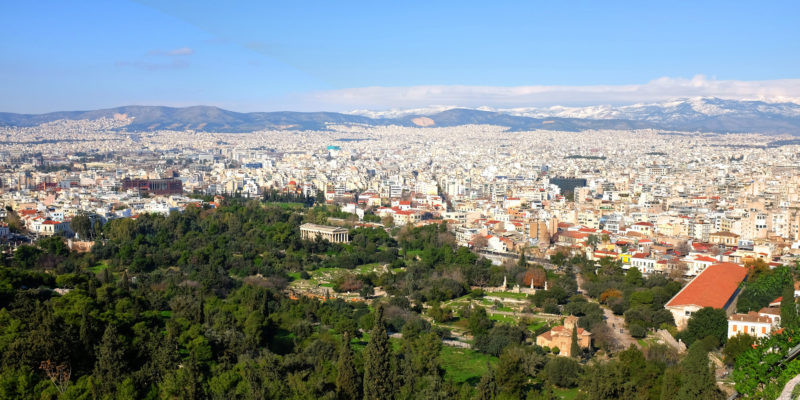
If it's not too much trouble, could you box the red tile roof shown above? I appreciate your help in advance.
[560,231,589,239]
[665,263,748,309]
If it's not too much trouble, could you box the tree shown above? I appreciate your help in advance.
[71,213,93,240]
[39,360,70,394]
[625,267,644,286]
[722,334,756,367]
[474,365,497,400]
[544,357,581,388]
[517,249,527,268]
[586,234,599,250]
[679,307,728,347]
[660,366,682,400]
[363,306,393,400]
[570,324,580,358]
[471,234,488,251]
[337,333,361,400]
[676,343,724,400]
[780,283,799,329]
[494,347,528,398]
[467,306,493,336]
[94,324,126,396]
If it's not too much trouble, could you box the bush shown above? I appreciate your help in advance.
[543,298,561,314]
[629,323,647,338]
[723,334,755,366]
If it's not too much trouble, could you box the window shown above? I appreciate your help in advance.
[732,324,737,332]
[762,327,767,334]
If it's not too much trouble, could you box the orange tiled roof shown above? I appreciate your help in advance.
[665,263,748,309]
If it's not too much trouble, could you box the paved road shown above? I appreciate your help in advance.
[778,373,800,400]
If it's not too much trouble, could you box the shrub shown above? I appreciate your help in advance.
[629,323,647,338]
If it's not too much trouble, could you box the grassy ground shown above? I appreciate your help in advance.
[440,346,497,385]
[554,387,579,400]
[287,271,302,280]
[489,314,516,324]
[89,260,110,273]
[405,249,424,258]
[356,263,381,273]
[485,291,529,300]
[527,320,549,332]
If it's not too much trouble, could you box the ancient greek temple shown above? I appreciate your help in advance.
[299,223,350,243]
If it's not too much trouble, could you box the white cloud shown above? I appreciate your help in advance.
[302,75,800,111]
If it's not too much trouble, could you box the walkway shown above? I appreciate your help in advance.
[777,373,800,400]
[576,274,640,351]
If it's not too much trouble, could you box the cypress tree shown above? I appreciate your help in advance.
[570,324,580,358]
[660,366,681,400]
[474,365,497,400]
[780,283,798,329]
[94,323,126,396]
[337,333,361,400]
[676,343,723,400]
[363,306,393,400]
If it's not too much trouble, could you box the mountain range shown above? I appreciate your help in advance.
[2,97,799,135]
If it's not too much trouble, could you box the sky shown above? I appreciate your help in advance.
[2,1,800,113]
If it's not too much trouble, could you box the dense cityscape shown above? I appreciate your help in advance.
[2,114,800,398]
[4,1,800,399]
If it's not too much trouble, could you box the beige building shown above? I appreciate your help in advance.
[535,316,591,357]
[299,223,350,243]
[709,231,740,246]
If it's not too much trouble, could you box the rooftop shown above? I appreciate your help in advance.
[665,262,748,309]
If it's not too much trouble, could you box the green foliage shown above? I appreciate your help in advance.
[467,306,494,337]
[737,266,794,312]
[570,324,580,358]
[780,282,799,329]
[676,307,728,347]
[733,327,800,398]
[580,346,665,400]
[474,324,527,357]
[723,334,756,367]
[663,343,724,400]
[363,307,393,400]
[337,334,361,400]
[545,357,581,388]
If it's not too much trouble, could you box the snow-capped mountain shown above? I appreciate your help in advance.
[501,97,800,122]
[3,98,800,135]
[348,97,800,134]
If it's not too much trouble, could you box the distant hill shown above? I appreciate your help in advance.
[0,106,379,132]
[2,98,800,134]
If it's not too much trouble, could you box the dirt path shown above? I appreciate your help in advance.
[602,307,641,350]
[576,274,640,350]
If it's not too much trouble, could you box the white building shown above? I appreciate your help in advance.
[728,311,776,339]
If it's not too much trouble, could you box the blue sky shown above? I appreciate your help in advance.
[2,1,799,113]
